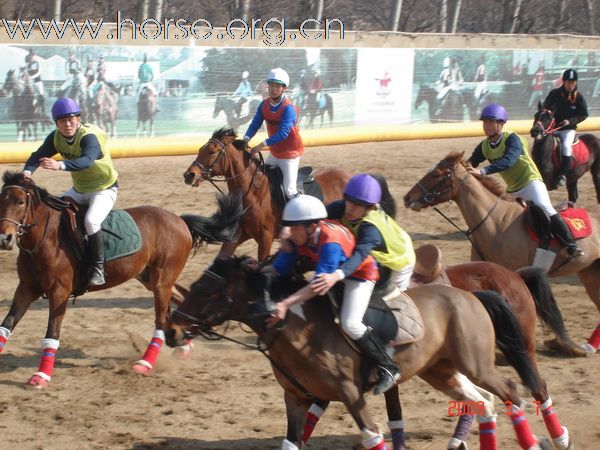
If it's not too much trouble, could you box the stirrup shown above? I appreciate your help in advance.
[373,367,400,395]
[566,244,584,258]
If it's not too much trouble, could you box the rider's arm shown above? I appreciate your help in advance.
[264,104,296,146]
[60,134,102,172]
[335,223,382,280]
[467,143,486,168]
[315,242,345,276]
[542,89,558,111]
[272,244,299,276]
[243,101,265,141]
[572,95,589,125]
[23,132,58,174]
[481,133,523,175]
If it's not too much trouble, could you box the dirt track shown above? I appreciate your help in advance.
[0,136,599,449]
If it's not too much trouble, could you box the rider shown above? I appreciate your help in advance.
[22,97,119,286]
[60,50,84,96]
[138,53,159,110]
[308,69,324,106]
[25,49,45,112]
[263,195,400,395]
[467,103,583,258]
[244,68,303,200]
[542,69,589,188]
[528,64,545,108]
[232,70,252,119]
[473,54,488,102]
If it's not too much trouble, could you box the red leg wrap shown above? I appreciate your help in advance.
[588,323,600,348]
[479,421,497,450]
[38,347,57,378]
[510,410,537,449]
[301,411,320,444]
[141,336,164,367]
[542,405,564,439]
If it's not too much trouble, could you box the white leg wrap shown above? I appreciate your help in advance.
[307,403,325,418]
[553,427,569,449]
[447,437,467,449]
[153,329,166,340]
[281,438,299,450]
[33,371,52,381]
[388,419,404,429]
[41,338,60,350]
[361,428,384,449]
[0,326,10,339]
[134,359,153,369]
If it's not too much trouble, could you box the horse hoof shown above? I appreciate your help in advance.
[537,436,553,450]
[579,342,597,355]
[171,341,193,360]
[131,363,152,375]
[26,374,49,389]
[544,339,588,357]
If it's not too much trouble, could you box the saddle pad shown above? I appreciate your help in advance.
[552,137,590,168]
[101,210,143,262]
[560,207,592,239]
[384,289,425,345]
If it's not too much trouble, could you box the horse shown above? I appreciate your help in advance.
[0,171,244,388]
[61,75,90,123]
[212,94,260,129]
[91,82,118,137]
[403,151,600,353]
[303,91,333,128]
[165,256,553,450]
[414,83,466,123]
[530,103,600,204]
[1,69,50,141]
[182,128,350,261]
[136,86,158,137]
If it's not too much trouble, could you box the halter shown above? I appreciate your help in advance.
[190,138,265,194]
[0,184,50,254]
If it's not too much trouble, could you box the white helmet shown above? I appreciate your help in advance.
[242,70,249,79]
[443,57,450,68]
[282,195,327,225]
[266,67,289,87]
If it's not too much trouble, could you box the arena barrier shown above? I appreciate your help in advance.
[1,117,600,164]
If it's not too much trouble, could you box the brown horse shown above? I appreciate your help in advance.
[183,128,350,261]
[166,257,551,450]
[136,86,157,137]
[530,102,600,204]
[298,260,576,450]
[403,151,600,353]
[92,82,118,137]
[0,171,243,388]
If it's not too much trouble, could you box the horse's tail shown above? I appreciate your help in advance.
[370,173,397,219]
[180,191,243,250]
[472,290,542,394]
[516,266,581,352]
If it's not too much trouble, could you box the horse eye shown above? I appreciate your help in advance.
[16,199,25,206]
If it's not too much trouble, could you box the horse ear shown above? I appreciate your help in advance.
[537,101,543,112]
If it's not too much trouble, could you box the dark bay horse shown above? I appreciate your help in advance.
[303,92,333,128]
[530,103,600,204]
[403,151,600,354]
[414,83,466,123]
[212,95,260,129]
[136,86,158,137]
[166,257,550,450]
[0,171,243,388]
[183,128,350,261]
[91,82,118,137]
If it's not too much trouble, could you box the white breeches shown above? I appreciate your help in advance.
[265,154,300,198]
[554,129,576,157]
[510,179,556,217]
[62,186,118,235]
[391,263,415,292]
[339,278,376,340]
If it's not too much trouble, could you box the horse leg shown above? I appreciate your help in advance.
[299,399,329,446]
[257,230,275,262]
[340,387,388,450]
[282,390,313,449]
[0,281,43,353]
[566,181,578,204]
[383,385,407,450]
[592,158,600,203]
[576,261,600,353]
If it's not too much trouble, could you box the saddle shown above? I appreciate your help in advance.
[265,165,323,209]
[550,135,590,169]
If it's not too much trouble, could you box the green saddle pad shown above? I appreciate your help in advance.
[101,209,143,262]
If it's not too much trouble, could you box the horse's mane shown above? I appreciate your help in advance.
[2,171,66,208]
[442,152,508,198]
[211,127,248,152]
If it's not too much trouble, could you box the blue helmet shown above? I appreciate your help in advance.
[51,98,81,121]
[479,103,508,122]
[344,174,382,206]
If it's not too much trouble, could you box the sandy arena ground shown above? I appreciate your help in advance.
[0,136,599,449]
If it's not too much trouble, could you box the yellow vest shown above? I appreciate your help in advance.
[481,130,541,193]
[53,123,118,193]
[343,209,415,271]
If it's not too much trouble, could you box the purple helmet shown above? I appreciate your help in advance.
[344,174,382,206]
[479,103,508,122]
[51,98,81,121]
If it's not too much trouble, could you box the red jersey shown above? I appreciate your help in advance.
[261,96,304,159]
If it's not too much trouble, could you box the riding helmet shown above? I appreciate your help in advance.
[479,103,508,122]
[562,69,577,81]
[52,97,81,121]
[344,174,382,206]
[266,68,289,87]
[281,195,327,226]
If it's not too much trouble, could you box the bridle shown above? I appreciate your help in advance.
[0,184,50,254]
[189,138,265,194]
[532,110,562,138]
[415,159,466,204]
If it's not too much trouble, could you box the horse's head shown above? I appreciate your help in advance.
[0,171,38,250]
[183,127,243,186]
[403,152,465,210]
[165,256,266,347]
[530,102,555,141]
[414,83,431,109]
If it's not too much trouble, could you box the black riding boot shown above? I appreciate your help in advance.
[549,214,583,257]
[88,230,106,286]
[354,327,400,395]
[555,155,572,188]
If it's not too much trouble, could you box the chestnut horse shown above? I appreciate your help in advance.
[403,151,600,353]
[0,172,243,388]
[166,257,551,450]
[530,103,600,204]
[91,82,118,137]
[183,128,350,261]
